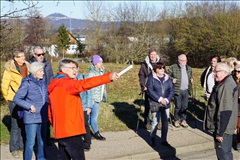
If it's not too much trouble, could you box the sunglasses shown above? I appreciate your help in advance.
[236,70,240,73]
[35,53,45,57]
[159,66,165,69]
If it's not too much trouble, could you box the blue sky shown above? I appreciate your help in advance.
[1,1,188,19]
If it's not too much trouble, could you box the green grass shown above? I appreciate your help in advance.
[0,62,206,143]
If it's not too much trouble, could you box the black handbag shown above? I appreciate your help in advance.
[148,78,165,113]
[149,99,163,112]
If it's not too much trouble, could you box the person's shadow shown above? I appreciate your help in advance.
[111,98,181,159]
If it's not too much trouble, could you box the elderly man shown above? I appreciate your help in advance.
[48,59,119,160]
[29,45,53,85]
[168,54,193,128]
[204,62,238,160]
[138,48,161,130]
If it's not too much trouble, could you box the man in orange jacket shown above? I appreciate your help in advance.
[48,59,119,160]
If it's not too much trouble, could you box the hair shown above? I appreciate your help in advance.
[211,55,221,62]
[232,61,240,84]
[58,59,77,71]
[215,62,231,75]
[72,60,79,68]
[178,54,187,60]
[226,57,237,71]
[148,48,157,55]
[153,61,165,72]
[33,45,44,54]
[29,62,45,75]
[12,49,24,58]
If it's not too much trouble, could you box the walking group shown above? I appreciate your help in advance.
[1,45,240,160]
[139,48,240,160]
[1,45,120,160]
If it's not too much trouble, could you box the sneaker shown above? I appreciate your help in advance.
[12,151,20,158]
[93,131,106,141]
[174,121,180,128]
[181,120,188,128]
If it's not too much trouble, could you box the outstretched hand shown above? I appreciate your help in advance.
[110,72,120,81]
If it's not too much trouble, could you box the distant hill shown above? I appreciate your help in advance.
[46,13,94,30]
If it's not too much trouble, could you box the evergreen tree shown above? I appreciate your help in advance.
[56,24,70,58]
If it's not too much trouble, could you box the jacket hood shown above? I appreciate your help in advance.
[89,64,106,73]
[152,72,170,81]
[48,72,69,93]
[144,55,160,71]
[4,59,30,71]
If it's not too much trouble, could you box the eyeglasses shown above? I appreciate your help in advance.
[35,53,45,57]
[63,66,78,70]
[159,66,165,69]
[213,70,224,73]
[15,55,25,58]
[179,59,187,62]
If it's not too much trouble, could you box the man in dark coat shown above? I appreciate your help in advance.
[204,62,238,160]
[138,48,160,130]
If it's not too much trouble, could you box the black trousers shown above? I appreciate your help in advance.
[83,111,91,148]
[58,135,85,160]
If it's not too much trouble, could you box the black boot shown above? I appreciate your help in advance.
[150,137,155,147]
[93,131,106,141]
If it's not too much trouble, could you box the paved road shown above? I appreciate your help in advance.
[1,121,239,160]
[165,148,240,160]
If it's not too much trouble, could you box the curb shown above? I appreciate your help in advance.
[114,141,213,159]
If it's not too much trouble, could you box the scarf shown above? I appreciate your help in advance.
[14,60,28,78]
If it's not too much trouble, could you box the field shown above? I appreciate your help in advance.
[0,61,206,144]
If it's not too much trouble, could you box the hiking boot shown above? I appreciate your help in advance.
[146,124,151,130]
[150,137,155,147]
[181,120,188,128]
[19,150,24,154]
[12,151,20,158]
[93,131,106,141]
[174,120,180,128]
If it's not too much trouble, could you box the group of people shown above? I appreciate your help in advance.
[1,46,119,160]
[139,49,240,160]
[2,45,240,160]
[138,50,193,147]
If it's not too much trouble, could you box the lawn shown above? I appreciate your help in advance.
[0,61,206,143]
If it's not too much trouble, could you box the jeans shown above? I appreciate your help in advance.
[89,102,100,133]
[58,135,85,160]
[144,92,151,125]
[214,133,233,160]
[8,101,24,152]
[83,111,91,148]
[150,108,168,142]
[25,123,47,160]
[174,89,189,121]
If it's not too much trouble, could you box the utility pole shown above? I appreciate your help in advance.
[70,11,72,34]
